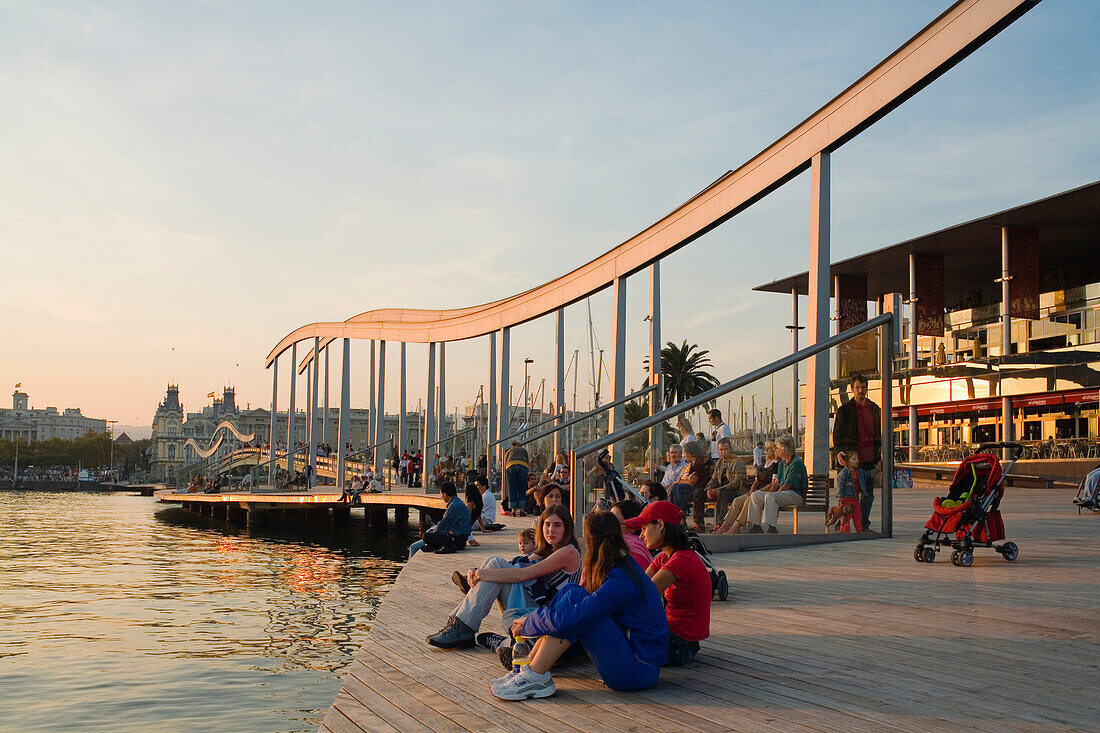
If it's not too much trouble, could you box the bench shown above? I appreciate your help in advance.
[780,474,831,534]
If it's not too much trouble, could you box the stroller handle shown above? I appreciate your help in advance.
[976,442,1024,460]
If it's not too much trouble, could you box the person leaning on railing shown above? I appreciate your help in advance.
[744,433,807,534]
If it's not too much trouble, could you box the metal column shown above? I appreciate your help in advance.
[908,254,919,462]
[438,342,446,454]
[609,275,627,447]
[1001,227,1013,453]
[804,151,831,475]
[789,288,800,447]
[337,338,350,490]
[377,340,387,471]
[286,342,297,472]
[648,262,663,467]
[269,355,278,482]
[554,308,565,456]
[322,345,329,446]
[399,343,407,453]
[309,336,319,480]
[369,340,376,457]
[488,332,498,463]
[880,318,895,537]
[423,342,437,490]
[498,328,511,454]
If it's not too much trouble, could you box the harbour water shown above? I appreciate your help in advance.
[0,490,415,732]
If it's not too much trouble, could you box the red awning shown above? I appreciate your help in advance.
[1016,394,1064,408]
[1063,388,1099,404]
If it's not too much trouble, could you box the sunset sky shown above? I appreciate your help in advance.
[2,1,1097,438]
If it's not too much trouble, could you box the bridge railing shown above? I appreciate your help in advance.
[570,314,896,538]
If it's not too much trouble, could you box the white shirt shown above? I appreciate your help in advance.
[753,446,764,467]
[710,422,732,459]
[368,478,383,493]
[662,459,688,487]
[481,488,497,524]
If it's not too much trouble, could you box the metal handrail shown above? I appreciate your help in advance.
[571,313,895,536]
[424,426,477,451]
[346,436,395,461]
[515,383,659,448]
[490,410,565,448]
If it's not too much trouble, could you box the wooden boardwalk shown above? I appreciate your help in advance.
[322,488,1099,733]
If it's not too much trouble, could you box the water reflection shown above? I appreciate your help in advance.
[0,491,416,733]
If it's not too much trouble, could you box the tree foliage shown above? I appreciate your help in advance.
[0,434,150,471]
[643,340,721,408]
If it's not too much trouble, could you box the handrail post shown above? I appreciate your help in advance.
[286,342,297,472]
[880,317,894,537]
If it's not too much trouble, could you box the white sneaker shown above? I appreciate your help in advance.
[490,666,556,700]
[489,668,519,693]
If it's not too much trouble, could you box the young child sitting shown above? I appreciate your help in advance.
[827,452,864,533]
[452,528,537,595]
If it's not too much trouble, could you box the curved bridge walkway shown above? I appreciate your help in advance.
[321,487,1098,733]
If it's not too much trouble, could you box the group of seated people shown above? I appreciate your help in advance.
[338,469,384,504]
[423,497,713,701]
[408,473,506,557]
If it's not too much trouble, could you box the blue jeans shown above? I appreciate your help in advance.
[857,466,875,528]
[506,465,528,512]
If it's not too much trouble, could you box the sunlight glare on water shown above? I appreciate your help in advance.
[0,490,412,732]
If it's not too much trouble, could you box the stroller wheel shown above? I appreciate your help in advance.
[914,546,925,563]
[922,547,937,564]
[717,571,729,602]
[1000,541,1019,562]
[950,551,961,566]
[958,550,973,567]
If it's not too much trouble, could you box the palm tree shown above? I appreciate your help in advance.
[644,340,721,408]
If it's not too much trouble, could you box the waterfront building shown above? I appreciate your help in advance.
[756,182,1100,474]
[0,390,107,442]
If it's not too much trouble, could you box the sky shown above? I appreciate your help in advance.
[2,0,1098,439]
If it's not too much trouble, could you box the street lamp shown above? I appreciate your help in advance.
[523,358,534,431]
[107,420,118,484]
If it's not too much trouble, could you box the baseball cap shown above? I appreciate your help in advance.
[623,500,684,529]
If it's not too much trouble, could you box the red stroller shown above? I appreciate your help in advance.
[914,442,1021,567]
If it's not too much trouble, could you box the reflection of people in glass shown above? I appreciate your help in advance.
[832,373,881,531]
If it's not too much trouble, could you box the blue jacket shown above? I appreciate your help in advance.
[432,496,471,536]
[519,564,668,667]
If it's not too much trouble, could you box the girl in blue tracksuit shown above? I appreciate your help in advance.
[490,511,668,700]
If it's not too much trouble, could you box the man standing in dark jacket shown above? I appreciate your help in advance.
[831,373,881,531]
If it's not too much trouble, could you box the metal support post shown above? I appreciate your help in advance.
[908,254,919,461]
[499,328,511,458]
[369,340,376,457]
[323,345,329,446]
[610,275,627,449]
[649,262,663,469]
[1001,227,1013,456]
[554,308,565,457]
[438,342,446,453]
[286,342,297,472]
[880,317,894,537]
[269,356,278,479]
[309,336,319,480]
[337,338,350,490]
[399,343,407,453]
[789,288,801,446]
[488,332,498,463]
[804,151,831,475]
[377,340,387,473]
[423,342,436,489]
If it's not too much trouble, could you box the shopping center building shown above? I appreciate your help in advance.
[756,181,1099,476]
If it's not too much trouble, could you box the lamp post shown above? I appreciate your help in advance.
[107,420,118,483]
[523,358,534,432]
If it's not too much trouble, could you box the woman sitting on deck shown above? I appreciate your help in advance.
[490,511,668,701]
[627,500,712,666]
[426,504,581,650]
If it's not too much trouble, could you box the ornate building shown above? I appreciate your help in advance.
[0,390,106,442]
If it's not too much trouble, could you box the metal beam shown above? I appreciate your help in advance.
[269,355,278,479]
[609,275,627,449]
[266,0,1039,363]
[423,342,436,489]
[377,340,387,470]
[804,152,831,475]
[554,308,565,457]
[337,338,350,489]
[498,328,510,455]
[648,262,663,468]
[286,342,296,472]
[309,336,319,479]
[438,342,446,453]
[908,254,919,461]
[369,340,376,457]
[399,342,407,453]
[488,332,498,463]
